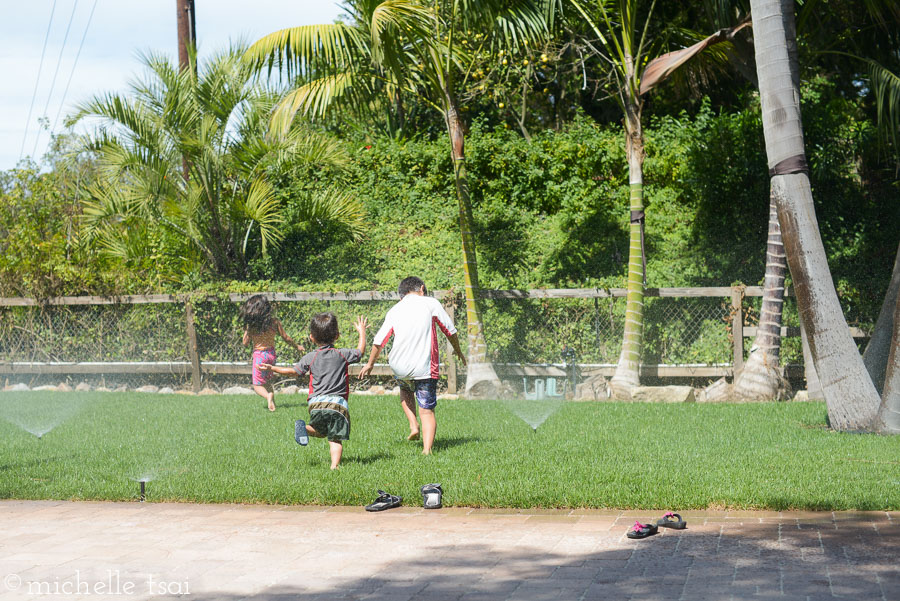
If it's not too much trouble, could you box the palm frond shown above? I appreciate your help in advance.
[243,23,368,80]
[867,59,900,151]
[290,186,367,240]
[239,178,285,255]
[270,72,365,133]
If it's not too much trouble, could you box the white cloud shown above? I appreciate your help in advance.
[1,0,343,170]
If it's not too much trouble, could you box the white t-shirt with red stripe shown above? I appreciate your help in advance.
[373,294,457,380]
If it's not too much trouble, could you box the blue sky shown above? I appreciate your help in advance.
[1,0,344,171]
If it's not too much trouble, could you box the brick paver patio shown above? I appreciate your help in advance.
[0,501,897,600]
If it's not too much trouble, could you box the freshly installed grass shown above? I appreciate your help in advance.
[1,391,898,510]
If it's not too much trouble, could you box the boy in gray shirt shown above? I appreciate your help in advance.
[261,313,367,469]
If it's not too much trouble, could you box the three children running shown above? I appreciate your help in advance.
[246,276,465,465]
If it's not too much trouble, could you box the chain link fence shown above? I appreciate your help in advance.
[0,289,812,387]
[0,303,189,364]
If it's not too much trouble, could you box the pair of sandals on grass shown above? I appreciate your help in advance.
[365,484,443,512]
[627,512,687,538]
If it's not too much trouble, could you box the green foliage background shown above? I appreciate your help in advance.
[1,79,896,367]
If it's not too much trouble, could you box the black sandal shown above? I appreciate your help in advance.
[294,419,308,446]
[365,490,402,512]
[657,512,687,529]
[626,521,658,539]
[421,483,443,509]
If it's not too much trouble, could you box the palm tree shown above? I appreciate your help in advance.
[244,0,553,394]
[568,1,745,397]
[748,0,884,430]
[70,46,363,280]
[564,0,659,398]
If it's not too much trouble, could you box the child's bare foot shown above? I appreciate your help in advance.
[407,430,420,441]
[268,400,276,412]
[422,449,431,455]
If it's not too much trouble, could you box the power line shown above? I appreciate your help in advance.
[32,0,80,160]
[19,0,59,162]
[51,0,99,136]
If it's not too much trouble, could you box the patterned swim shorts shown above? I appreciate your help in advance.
[251,347,276,386]
[396,378,438,410]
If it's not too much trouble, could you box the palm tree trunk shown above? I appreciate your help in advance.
[750,0,881,430]
[862,241,900,394]
[444,96,500,395]
[733,192,790,399]
[610,96,645,399]
[876,288,900,431]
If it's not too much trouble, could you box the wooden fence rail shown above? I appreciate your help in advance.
[0,287,870,393]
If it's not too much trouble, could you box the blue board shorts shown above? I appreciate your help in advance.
[396,378,438,410]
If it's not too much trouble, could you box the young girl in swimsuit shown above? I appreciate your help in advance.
[240,295,304,411]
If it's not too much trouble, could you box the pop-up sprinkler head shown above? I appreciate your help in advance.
[139,481,146,502]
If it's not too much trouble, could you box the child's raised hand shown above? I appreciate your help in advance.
[354,316,368,333]
[258,363,274,371]
[296,343,305,353]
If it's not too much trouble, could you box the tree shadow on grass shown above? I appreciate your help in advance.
[0,454,77,472]
[274,402,306,410]
[431,435,483,452]
[170,515,898,601]
[343,452,394,466]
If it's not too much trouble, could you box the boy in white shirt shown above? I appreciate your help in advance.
[358,277,466,454]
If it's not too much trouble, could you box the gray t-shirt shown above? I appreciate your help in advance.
[293,345,362,400]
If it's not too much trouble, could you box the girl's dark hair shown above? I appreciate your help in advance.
[398,276,426,296]
[310,312,339,345]
[240,295,275,335]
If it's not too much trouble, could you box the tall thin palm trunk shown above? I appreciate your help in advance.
[445,96,500,394]
[610,78,644,399]
[876,289,900,431]
[863,241,900,394]
[750,0,881,430]
[733,192,790,399]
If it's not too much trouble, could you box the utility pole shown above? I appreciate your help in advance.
[176,0,196,182]
[176,0,196,73]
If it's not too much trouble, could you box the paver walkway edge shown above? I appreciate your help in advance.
[0,501,897,601]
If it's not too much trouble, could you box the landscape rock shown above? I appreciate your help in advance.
[4,383,30,392]
[56,383,73,392]
[280,385,299,395]
[577,375,609,401]
[388,387,401,395]
[135,385,159,394]
[95,386,111,392]
[158,387,175,394]
[368,385,386,395]
[793,390,809,402]
[198,388,218,395]
[114,385,128,393]
[75,382,92,392]
[701,377,732,403]
[222,386,254,395]
[33,385,58,392]
[630,385,696,403]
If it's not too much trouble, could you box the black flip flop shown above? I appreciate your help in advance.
[626,521,658,539]
[657,512,687,529]
[294,419,308,446]
[421,483,443,509]
[365,490,402,512]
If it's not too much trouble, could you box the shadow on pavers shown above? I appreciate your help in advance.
[177,519,898,601]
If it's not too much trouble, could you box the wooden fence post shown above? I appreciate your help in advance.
[443,297,458,394]
[731,286,744,376]
[184,300,202,393]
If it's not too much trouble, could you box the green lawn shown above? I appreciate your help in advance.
[1,391,898,510]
